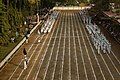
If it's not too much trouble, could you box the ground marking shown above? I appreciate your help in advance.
[68,13,71,80]
[8,35,40,80]
[60,12,67,80]
[34,13,61,80]
[16,35,45,80]
[77,13,106,80]
[51,12,64,80]
[78,13,114,80]
[72,13,80,80]
[43,13,62,80]
[77,13,97,80]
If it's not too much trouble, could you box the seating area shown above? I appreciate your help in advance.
[40,11,59,34]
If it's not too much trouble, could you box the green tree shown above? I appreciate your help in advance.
[0,0,10,44]
[110,0,120,3]
[90,0,110,11]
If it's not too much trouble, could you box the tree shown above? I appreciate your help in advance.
[110,0,120,3]
[0,0,10,44]
[90,0,110,11]
[0,0,57,46]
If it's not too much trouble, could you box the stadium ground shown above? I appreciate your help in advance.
[0,11,120,80]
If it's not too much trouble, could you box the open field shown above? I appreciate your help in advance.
[0,11,120,80]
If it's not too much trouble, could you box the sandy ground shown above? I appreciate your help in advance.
[0,11,120,80]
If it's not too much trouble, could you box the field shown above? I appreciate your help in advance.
[0,11,120,80]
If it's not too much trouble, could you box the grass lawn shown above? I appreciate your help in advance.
[0,37,23,62]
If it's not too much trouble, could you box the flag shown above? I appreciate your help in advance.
[23,48,27,55]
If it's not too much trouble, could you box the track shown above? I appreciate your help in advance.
[0,11,120,80]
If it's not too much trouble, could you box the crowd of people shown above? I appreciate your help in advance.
[80,10,111,54]
[40,10,59,34]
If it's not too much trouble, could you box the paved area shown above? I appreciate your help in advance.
[0,11,120,80]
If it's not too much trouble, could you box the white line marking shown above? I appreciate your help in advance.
[51,12,64,80]
[76,13,97,80]
[76,13,88,80]
[78,12,115,80]
[78,13,106,80]
[111,51,120,64]
[25,34,50,79]
[60,12,66,80]
[99,53,115,79]
[80,15,115,80]
[51,36,89,38]
[17,35,45,80]
[8,35,40,80]
[34,13,61,80]
[68,13,71,80]
[25,17,58,79]
[43,12,62,80]
[72,13,80,80]
[106,54,120,75]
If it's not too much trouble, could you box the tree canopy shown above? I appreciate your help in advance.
[0,0,58,45]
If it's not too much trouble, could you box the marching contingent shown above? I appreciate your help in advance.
[39,10,59,34]
[80,10,111,54]
[22,9,112,69]
[23,10,59,69]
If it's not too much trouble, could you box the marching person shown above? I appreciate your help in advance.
[23,48,28,69]
[38,29,41,35]
[23,48,27,55]
[24,28,30,43]
[25,34,29,43]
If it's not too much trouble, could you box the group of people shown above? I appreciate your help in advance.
[80,10,111,54]
[39,11,59,34]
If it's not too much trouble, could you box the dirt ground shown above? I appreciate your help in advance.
[0,10,120,80]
